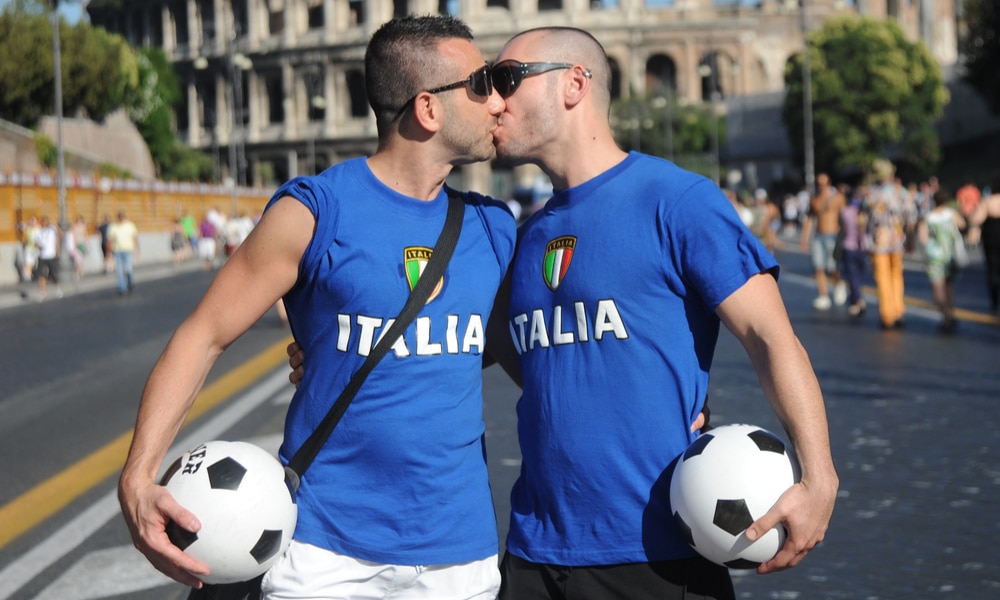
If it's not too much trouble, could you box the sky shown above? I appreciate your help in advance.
[0,1,85,24]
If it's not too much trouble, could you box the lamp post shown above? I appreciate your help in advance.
[801,0,816,194]
[304,69,326,176]
[51,2,67,231]
[698,62,721,186]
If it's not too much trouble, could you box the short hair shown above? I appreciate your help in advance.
[365,15,475,132]
[505,27,612,110]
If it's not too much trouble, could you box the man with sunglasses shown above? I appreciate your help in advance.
[118,15,515,599]
[485,28,839,599]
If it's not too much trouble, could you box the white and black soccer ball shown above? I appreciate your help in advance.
[669,424,801,570]
[160,440,298,584]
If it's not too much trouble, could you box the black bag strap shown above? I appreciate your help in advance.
[284,187,465,491]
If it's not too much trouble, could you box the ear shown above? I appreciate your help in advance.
[411,92,444,133]
[563,65,592,108]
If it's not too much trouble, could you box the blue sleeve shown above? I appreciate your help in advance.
[665,179,779,310]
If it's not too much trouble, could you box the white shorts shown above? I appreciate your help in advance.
[198,237,216,260]
[260,540,500,600]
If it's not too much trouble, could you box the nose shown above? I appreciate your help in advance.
[488,88,506,115]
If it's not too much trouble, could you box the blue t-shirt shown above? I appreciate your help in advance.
[505,152,778,566]
[268,157,516,565]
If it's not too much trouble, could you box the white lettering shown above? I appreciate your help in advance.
[355,315,383,357]
[463,315,485,354]
[575,301,589,342]
[446,314,459,354]
[508,299,628,354]
[337,314,351,351]
[594,299,628,340]
[552,305,575,345]
[416,316,443,356]
[528,308,550,350]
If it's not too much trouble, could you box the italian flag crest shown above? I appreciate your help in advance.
[404,246,444,303]
[543,236,576,291]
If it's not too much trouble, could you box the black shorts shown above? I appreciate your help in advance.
[499,552,735,600]
[35,257,59,283]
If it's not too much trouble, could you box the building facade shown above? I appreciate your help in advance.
[87,0,958,194]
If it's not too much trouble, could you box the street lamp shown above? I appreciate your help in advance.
[801,1,816,194]
[51,2,67,231]
[698,62,721,185]
[304,69,326,176]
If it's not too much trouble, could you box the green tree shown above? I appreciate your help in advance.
[960,0,1000,116]
[783,16,949,179]
[129,47,213,182]
[0,6,139,126]
[611,91,725,179]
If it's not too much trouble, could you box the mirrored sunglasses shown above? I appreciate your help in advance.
[491,60,589,98]
[394,62,493,120]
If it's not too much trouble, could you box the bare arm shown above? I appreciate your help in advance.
[716,272,839,574]
[118,197,313,587]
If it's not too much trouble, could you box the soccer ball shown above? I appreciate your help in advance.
[669,424,801,570]
[160,440,298,584]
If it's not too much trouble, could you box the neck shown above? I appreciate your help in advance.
[366,146,452,201]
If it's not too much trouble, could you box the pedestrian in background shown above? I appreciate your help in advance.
[32,215,62,300]
[107,211,139,295]
[965,177,1000,313]
[864,159,917,329]
[839,186,868,317]
[800,173,847,310]
[98,214,114,274]
[918,188,966,333]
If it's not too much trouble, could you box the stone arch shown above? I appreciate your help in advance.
[646,53,677,97]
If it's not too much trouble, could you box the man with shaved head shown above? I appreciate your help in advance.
[485,27,839,599]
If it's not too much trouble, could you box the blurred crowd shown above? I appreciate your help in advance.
[12,207,260,301]
[725,161,1000,333]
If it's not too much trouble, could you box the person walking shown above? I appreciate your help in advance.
[32,215,62,300]
[917,188,967,332]
[118,15,514,600]
[107,210,139,295]
[97,214,114,274]
[800,173,847,310]
[965,177,1000,313]
[839,186,869,317]
[863,159,917,329]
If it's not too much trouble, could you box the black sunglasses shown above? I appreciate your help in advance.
[491,60,590,98]
[394,62,493,121]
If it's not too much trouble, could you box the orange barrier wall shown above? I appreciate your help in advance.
[0,171,274,243]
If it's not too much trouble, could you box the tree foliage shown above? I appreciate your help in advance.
[0,4,214,181]
[960,0,1000,116]
[0,7,138,126]
[783,16,949,179]
[610,91,726,179]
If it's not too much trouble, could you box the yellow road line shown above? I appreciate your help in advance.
[0,336,293,550]
[861,285,1000,326]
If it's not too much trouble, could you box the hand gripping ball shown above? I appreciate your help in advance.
[160,440,298,584]
[669,424,801,570]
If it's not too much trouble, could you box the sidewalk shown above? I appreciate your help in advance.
[0,258,204,311]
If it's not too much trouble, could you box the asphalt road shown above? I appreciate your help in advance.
[0,236,998,600]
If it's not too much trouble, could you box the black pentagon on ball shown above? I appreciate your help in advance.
[747,429,786,454]
[682,433,715,461]
[206,457,248,491]
[250,530,284,564]
[165,519,198,551]
[713,498,754,536]
[673,511,696,548]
